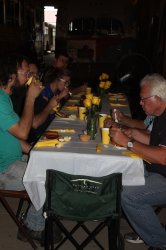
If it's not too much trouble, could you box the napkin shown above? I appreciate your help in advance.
[109,97,117,101]
[110,103,128,107]
[109,92,124,96]
[110,92,124,95]
[35,139,63,148]
[65,105,78,111]
[117,98,127,101]
[68,99,78,103]
[96,143,102,153]
[122,151,151,163]
[121,151,140,158]
[48,129,76,133]
[58,114,77,120]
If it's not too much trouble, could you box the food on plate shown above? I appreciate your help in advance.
[48,129,76,133]
[58,136,71,142]
[67,114,77,119]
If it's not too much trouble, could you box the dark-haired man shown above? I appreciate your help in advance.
[0,60,61,243]
[10,55,59,143]
[0,64,45,242]
[43,50,69,84]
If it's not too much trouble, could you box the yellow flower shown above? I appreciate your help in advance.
[92,96,100,105]
[86,93,93,100]
[102,73,109,80]
[97,98,101,105]
[104,80,111,89]
[83,98,92,108]
[99,81,105,88]
[99,72,110,81]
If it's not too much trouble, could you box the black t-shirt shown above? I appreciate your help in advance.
[11,86,27,116]
[42,65,55,85]
[27,95,54,143]
[146,109,166,177]
[11,87,53,143]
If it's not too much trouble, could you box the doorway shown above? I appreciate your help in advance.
[44,6,57,53]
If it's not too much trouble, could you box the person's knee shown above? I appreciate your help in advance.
[121,189,137,208]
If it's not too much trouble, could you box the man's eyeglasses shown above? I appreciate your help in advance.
[58,78,71,87]
[140,95,155,102]
[17,71,32,78]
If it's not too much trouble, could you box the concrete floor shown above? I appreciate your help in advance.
[1,198,165,250]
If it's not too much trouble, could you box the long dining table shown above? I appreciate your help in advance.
[23,93,145,211]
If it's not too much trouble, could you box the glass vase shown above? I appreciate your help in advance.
[86,115,97,140]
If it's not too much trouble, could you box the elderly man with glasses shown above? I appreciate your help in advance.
[110,74,166,250]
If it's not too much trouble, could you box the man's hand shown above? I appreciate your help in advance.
[58,87,69,100]
[104,118,117,128]
[122,128,133,138]
[48,96,59,110]
[123,128,150,145]
[110,127,129,147]
[112,109,125,122]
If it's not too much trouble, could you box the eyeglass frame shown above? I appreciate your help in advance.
[58,78,71,87]
[17,71,33,78]
[140,95,156,102]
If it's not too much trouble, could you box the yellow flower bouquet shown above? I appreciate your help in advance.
[98,73,112,96]
[83,95,101,140]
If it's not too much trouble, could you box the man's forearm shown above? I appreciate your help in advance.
[32,105,52,129]
[129,141,166,165]
[131,129,150,144]
[122,116,146,129]
[20,140,32,154]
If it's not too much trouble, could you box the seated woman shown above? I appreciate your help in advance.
[42,68,87,104]
[41,68,71,103]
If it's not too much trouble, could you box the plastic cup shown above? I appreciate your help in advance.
[78,107,86,120]
[101,128,110,144]
[99,114,107,128]
[86,87,91,94]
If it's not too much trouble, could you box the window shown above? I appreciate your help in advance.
[5,0,19,25]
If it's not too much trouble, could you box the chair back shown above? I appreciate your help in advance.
[44,170,122,221]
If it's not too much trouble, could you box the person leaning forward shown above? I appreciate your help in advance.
[0,61,46,244]
[110,73,166,250]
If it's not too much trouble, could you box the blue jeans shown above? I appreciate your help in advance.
[0,160,45,231]
[122,172,166,248]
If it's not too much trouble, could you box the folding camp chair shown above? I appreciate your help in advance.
[0,189,37,249]
[44,170,124,250]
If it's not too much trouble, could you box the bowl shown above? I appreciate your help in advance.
[44,131,59,139]
[79,134,91,142]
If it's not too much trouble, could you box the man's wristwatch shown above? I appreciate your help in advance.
[127,139,135,150]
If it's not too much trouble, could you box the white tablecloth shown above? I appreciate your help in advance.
[23,95,145,210]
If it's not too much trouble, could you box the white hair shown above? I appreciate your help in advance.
[140,73,166,101]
